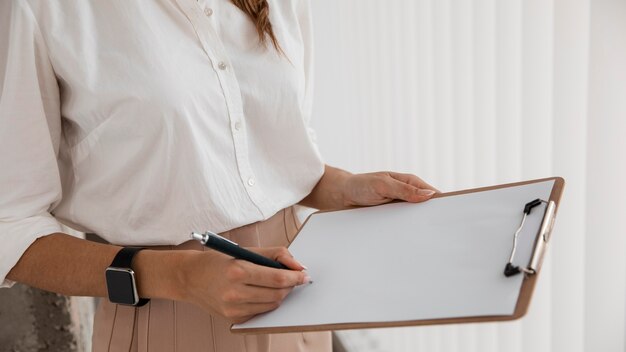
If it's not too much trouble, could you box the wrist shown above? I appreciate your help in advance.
[133,249,188,302]
[299,164,352,210]
[335,170,354,207]
[317,165,353,209]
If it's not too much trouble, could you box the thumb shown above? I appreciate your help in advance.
[410,187,437,203]
[386,179,436,203]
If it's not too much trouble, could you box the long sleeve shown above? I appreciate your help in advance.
[0,0,64,288]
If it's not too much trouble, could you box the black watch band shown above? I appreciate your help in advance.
[106,247,150,307]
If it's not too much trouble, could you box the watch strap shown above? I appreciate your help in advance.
[110,247,150,306]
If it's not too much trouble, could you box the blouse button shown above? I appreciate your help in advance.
[204,8,213,16]
[234,121,242,131]
[217,61,227,70]
[247,178,256,187]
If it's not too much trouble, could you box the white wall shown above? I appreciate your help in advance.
[309,1,626,351]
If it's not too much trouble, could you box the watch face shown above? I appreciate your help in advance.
[105,268,138,305]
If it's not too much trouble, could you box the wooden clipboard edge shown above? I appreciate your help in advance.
[232,313,521,335]
[231,176,566,334]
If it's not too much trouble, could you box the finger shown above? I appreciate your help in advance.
[378,177,436,203]
[225,302,283,323]
[253,247,307,271]
[241,286,293,304]
[231,315,255,324]
[223,285,293,304]
[237,260,311,288]
[392,179,436,203]
[387,172,440,193]
[231,314,261,324]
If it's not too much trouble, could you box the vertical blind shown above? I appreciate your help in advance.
[308,0,626,351]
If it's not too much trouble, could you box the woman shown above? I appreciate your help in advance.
[0,0,437,351]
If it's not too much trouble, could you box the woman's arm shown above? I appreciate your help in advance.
[299,164,439,210]
[6,233,180,299]
[7,233,309,323]
[298,165,353,210]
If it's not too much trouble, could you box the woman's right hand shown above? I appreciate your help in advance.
[178,247,310,324]
[5,234,307,325]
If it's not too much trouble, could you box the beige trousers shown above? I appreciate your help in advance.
[92,206,331,352]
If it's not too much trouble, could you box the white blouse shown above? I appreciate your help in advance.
[0,0,324,287]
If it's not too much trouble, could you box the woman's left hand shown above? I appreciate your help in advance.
[299,166,440,210]
[341,171,439,207]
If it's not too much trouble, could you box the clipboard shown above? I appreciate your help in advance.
[232,177,565,334]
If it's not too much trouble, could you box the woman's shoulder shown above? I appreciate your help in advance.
[5,1,97,43]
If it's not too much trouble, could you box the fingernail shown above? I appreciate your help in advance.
[416,189,436,196]
[302,275,313,285]
[294,259,308,270]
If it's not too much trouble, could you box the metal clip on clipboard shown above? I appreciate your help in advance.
[504,198,557,277]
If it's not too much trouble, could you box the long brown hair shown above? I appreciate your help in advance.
[230,0,284,55]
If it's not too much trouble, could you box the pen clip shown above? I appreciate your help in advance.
[190,231,208,243]
[205,231,240,246]
[191,231,240,246]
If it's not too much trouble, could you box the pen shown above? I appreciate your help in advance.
[190,231,290,270]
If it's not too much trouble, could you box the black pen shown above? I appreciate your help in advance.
[191,231,290,270]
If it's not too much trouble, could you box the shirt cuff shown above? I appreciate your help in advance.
[0,213,63,288]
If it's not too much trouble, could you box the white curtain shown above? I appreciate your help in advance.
[309,0,626,351]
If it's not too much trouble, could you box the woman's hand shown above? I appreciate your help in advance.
[300,165,439,210]
[342,171,439,207]
[178,247,310,324]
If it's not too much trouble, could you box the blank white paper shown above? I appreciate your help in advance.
[233,180,555,331]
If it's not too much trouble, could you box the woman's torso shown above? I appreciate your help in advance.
[24,0,323,245]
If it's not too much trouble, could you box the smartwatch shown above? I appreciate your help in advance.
[105,247,150,306]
